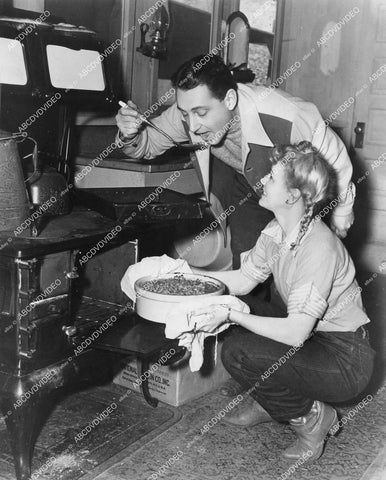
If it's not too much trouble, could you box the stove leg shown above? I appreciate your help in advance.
[1,394,46,480]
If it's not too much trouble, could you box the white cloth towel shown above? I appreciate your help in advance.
[120,255,249,372]
[120,254,192,301]
[165,295,250,372]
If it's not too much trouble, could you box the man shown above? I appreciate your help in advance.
[116,54,355,270]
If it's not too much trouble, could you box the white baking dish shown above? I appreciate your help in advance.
[134,273,226,323]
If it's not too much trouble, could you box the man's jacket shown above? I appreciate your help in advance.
[118,83,355,235]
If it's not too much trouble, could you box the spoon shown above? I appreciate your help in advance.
[118,101,208,151]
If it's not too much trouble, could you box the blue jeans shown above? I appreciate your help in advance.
[221,294,375,422]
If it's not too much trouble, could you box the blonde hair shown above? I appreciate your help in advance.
[270,141,337,248]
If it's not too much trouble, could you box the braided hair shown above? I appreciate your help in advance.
[270,141,338,249]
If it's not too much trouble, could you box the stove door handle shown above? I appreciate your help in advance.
[62,325,78,337]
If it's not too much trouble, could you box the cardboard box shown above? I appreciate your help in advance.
[113,337,230,406]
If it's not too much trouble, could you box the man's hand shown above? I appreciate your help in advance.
[330,211,354,239]
[115,100,142,140]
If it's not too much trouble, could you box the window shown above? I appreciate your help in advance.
[0,37,27,85]
[46,45,105,90]
[239,0,282,85]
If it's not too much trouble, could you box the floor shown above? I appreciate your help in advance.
[96,373,386,480]
[1,361,385,480]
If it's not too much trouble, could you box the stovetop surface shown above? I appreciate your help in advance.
[0,207,142,258]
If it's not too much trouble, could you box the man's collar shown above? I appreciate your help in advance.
[237,83,274,147]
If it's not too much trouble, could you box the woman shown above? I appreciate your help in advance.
[191,141,375,462]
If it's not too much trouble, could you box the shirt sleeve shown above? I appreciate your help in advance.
[240,233,272,283]
[287,241,338,318]
[311,120,355,222]
[119,103,188,160]
[289,98,355,224]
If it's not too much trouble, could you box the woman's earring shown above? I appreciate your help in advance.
[285,199,290,204]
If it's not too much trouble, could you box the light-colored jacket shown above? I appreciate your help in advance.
[118,83,355,235]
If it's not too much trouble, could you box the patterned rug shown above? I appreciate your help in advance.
[98,377,386,480]
[1,375,385,480]
[0,384,181,480]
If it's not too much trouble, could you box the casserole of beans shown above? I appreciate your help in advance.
[138,275,220,295]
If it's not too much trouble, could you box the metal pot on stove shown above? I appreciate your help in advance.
[26,137,71,216]
[0,131,71,235]
[0,131,30,231]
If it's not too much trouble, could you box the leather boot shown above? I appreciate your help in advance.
[223,395,273,428]
[282,400,339,463]
[220,383,244,397]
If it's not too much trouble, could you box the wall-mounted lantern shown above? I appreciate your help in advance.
[137,3,170,59]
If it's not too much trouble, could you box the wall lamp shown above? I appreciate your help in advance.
[137,3,170,59]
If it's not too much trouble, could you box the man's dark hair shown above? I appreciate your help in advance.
[171,54,238,100]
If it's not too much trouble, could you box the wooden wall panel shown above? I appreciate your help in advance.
[279,0,363,146]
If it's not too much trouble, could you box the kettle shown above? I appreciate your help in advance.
[26,137,71,216]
